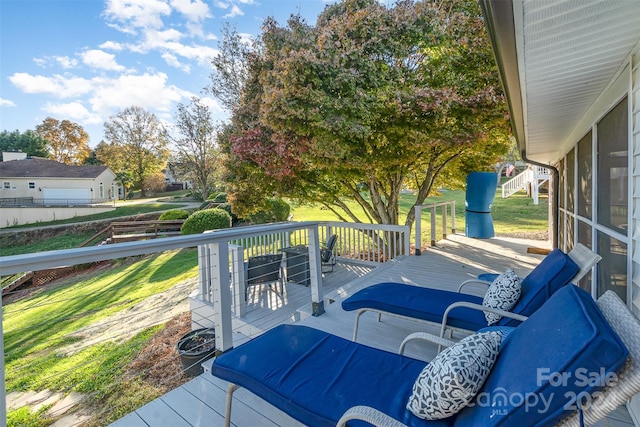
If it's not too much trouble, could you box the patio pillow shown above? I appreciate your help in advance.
[482,269,521,325]
[407,331,502,420]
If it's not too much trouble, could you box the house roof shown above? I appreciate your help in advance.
[0,157,111,179]
[480,0,640,163]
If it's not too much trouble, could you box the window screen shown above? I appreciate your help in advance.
[596,98,628,235]
[577,131,592,219]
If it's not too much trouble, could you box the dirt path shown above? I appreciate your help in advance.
[60,278,197,355]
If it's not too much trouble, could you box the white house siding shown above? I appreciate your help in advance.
[631,49,640,318]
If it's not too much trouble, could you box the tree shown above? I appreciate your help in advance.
[35,117,90,164]
[102,106,170,197]
[170,97,221,201]
[212,0,511,231]
[144,171,168,195]
[0,129,49,158]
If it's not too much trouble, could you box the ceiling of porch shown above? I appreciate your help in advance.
[483,0,640,163]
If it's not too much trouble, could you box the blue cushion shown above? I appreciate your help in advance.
[212,324,452,427]
[477,273,499,282]
[455,285,628,426]
[498,249,578,326]
[342,283,488,331]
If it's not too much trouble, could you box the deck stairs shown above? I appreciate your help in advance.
[501,165,550,205]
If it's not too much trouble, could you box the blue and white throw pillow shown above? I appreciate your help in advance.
[407,331,503,420]
[482,269,521,325]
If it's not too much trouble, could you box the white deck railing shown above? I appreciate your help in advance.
[321,221,411,265]
[0,220,411,425]
[501,165,550,204]
[414,201,457,253]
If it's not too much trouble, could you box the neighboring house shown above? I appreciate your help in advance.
[481,0,640,420]
[0,153,118,204]
[164,162,193,190]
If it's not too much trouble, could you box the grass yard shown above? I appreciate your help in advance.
[291,188,548,239]
[2,187,547,425]
[4,249,199,426]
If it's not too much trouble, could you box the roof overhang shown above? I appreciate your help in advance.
[480,0,640,164]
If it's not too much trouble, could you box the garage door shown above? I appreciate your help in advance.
[42,188,91,204]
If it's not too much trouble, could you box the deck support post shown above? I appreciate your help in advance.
[199,240,233,352]
[307,226,325,316]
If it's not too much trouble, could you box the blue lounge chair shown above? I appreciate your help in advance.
[212,285,636,427]
[342,244,599,340]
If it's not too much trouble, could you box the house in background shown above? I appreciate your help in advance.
[481,0,640,421]
[0,152,118,227]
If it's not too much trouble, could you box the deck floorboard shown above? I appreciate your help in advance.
[109,235,629,427]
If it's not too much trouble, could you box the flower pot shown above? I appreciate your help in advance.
[177,328,216,376]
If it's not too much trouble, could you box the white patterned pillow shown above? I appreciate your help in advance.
[482,269,521,325]
[407,331,502,420]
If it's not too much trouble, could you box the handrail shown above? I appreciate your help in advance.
[323,221,410,264]
[0,221,321,276]
[414,201,456,254]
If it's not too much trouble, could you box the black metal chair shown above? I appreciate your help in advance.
[245,254,284,300]
[320,234,338,273]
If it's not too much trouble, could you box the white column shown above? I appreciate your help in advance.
[307,226,325,316]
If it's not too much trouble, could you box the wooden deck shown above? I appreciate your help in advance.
[109,235,635,427]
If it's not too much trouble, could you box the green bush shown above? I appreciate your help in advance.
[248,198,291,224]
[158,209,190,220]
[216,202,241,225]
[181,208,232,235]
[213,192,227,203]
[199,200,214,210]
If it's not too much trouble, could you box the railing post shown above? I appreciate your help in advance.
[430,207,436,246]
[450,201,456,234]
[414,206,422,256]
[0,285,6,427]
[441,205,447,241]
[307,226,325,316]
[229,244,246,318]
[209,241,233,353]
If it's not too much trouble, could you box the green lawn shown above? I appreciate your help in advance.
[3,188,546,425]
[291,188,548,236]
[4,249,199,426]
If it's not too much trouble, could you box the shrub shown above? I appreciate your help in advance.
[216,202,240,225]
[199,200,214,210]
[181,208,232,235]
[213,193,227,203]
[158,209,190,220]
[248,198,291,224]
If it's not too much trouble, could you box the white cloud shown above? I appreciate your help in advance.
[143,28,184,48]
[55,56,79,69]
[99,41,125,51]
[0,98,16,107]
[42,101,102,124]
[81,50,126,71]
[103,0,172,31]
[198,96,225,114]
[162,53,191,72]
[170,0,210,22]
[33,57,48,68]
[224,5,243,18]
[89,72,191,116]
[9,73,94,98]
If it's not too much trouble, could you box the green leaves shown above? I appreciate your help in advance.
[214,0,511,228]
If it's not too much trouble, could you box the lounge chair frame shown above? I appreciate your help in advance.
[215,288,639,427]
[350,243,601,341]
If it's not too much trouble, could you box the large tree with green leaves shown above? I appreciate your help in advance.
[102,106,169,197]
[35,117,91,165]
[0,129,49,159]
[170,97,222,201]
[213,0,511,230]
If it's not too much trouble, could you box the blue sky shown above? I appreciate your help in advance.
[0,0,332,147]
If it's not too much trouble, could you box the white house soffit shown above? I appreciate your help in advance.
[519,0,640,162]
